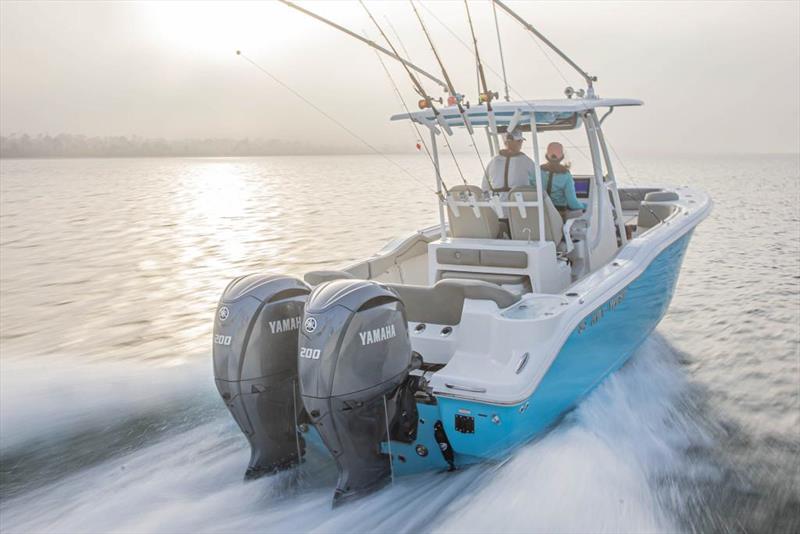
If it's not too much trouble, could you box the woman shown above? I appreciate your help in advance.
[534,142,587,219]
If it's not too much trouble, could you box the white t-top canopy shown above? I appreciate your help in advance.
[390,98,643,130]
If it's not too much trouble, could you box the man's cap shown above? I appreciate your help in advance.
[505,129,524,141]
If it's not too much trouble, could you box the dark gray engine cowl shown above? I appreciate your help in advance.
[298,279,412,505]
[213,274,310,479]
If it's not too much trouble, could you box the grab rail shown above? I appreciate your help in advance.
[445,383,487,393]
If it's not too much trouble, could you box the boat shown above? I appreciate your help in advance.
[211,0,712,505]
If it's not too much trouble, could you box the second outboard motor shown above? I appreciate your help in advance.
[213,274,310,479]
[298,279,412,505]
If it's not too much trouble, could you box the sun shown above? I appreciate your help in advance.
[140,1,285,58]
[139,1,364,59]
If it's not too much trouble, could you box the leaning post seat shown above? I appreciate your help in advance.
[506,186,564,245]
[637,190,680,230]
[445,185,501,239]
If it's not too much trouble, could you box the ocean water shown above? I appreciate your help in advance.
[0,154,798,533]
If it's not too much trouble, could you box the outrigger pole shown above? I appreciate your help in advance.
[491,0,511,102]
[492,0,597,95]
[277,0,449,96]
[464,0,500,155]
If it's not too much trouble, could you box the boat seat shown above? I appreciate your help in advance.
[304,270,355,286]
[618,187,661,211]
[644,190,679,202]
[386,279,520,325]
[507,186,564,246]
[445,185,501,239]
[637,191,679,229]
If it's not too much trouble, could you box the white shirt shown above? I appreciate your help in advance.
[481,150,536,201]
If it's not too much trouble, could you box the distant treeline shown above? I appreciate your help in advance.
[0,133,368,158]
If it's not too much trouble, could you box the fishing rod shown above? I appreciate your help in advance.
[277,0,449,96]
[409,0,486,172]
[358,0,466,189]
[367,37,451,194]
[491,0,510,102]
[418,6,595,162]
[464,0,495,108]
[236,50,439,196]
[385,17,411,62]
[464,0,500,154]
[492,0,597,95]
[381,14,475,194]
[279,0,455,136]
[409,1,470,126]
[356,1,442,125]
[418,2,510,109]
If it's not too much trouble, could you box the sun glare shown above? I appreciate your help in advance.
[140,1,365,59]
[141,2,286,57]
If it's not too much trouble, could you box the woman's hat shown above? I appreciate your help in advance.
[546,142,565,162]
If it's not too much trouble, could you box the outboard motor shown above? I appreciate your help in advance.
[298,279,412,505]
[213,274,311,479]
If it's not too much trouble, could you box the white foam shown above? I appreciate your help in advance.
[0,357,214,451]
[1,337,707,533]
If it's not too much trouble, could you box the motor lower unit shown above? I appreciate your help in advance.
[298,279,414,505]
[212,274,311,479]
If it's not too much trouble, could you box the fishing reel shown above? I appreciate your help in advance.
[447,94,467,107]
[479,91,499,104]
[418,96,443,110]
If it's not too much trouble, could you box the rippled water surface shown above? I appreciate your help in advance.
[1,154,798,533]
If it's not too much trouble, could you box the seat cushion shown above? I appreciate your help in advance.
[387,279,519,325]
[439,270,528,287]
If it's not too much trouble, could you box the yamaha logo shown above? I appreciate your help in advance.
[304,317,317,333]
[218,306,230,322]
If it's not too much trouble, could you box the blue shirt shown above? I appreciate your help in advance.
[530,168,587,210]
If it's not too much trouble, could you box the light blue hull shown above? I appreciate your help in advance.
[385,230,694,474]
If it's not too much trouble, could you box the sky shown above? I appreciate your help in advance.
[1,0,798,154]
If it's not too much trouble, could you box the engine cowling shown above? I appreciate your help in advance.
[213,274,310,479]
[298,279,412,505]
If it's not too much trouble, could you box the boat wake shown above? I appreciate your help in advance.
[0,335,714,534]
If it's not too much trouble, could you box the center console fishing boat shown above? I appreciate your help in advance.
[212,0,712,505]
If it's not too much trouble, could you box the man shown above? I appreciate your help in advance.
[481,129,536,200]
